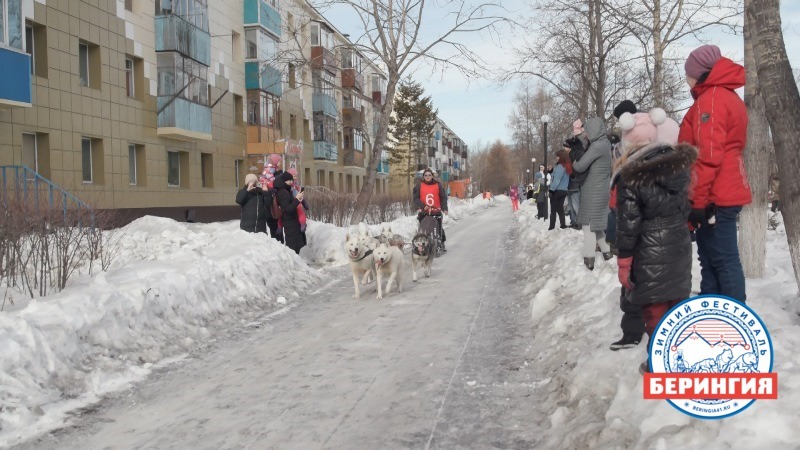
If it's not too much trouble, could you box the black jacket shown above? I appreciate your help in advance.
[274,175,304,253]
[236,187,273,233]
[412,179,448,212]
[565,136,588,189]
[615,143,698,305]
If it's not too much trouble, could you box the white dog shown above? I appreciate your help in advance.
[373,243,405,299]
[410,233,434,282]
[345,229,377,299]
[378,224,405,251]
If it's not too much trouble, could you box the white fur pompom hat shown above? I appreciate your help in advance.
[619,108,672,147]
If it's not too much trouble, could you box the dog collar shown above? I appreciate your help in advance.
[351,249,373,262]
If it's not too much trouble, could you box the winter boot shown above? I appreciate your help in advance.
[583,257,595,271]
[602,251,614,261]
[609,333,642,351]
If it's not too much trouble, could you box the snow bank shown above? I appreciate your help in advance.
[0,195,492,446]
[515,205,800,448]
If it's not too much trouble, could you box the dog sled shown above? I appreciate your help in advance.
[418,212,445,258]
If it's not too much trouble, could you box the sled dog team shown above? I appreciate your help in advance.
[345,223,437,299]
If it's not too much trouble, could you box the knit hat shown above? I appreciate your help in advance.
[685,44,722,80]
[281,171,294,182]
[619,108,680,147]
[613,100,637,119]
[572,119,584,136]
[245,173,258,185]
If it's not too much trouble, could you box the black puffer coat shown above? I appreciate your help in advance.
[274,175,303,254]
[236,187,273,233]
[614,143,697,305]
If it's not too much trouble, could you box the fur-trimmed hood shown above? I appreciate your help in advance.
[613,143,698,189]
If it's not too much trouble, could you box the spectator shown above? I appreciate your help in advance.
[236,173,273,234]
[613,136,697,373]
[548,150,570,230]
[572,117,613,270]
[679,44,751,302]
[274,172,305,254]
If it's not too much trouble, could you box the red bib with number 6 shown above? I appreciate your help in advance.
[420,183,441,210]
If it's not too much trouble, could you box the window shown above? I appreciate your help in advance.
[157,52,208,105]
[288,63,295,88]
[24,24,32,74]
[290,114,297,139]
[235,159,243,188]
[245,28,257,59]
[246,90,280,128]
[313,112,336,144]
[233,94,244,125]
[1,0,22,49]
[81,138,93,182]
[313,71,335,97]
[125,0,133,11]
[128,144,137,184]
[155,0,208,32]
[342,49,362,72]
[125,58,135,97]
[310,22,333,49]
[22,132,37,172]
[231,30,242,63]
[128,144,146,186]
[79,43,89,86]
[167,151,180,186]
[201,153,213,187]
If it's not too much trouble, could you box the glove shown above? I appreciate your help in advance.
[688,208,707,229]
[417,211,425,221]
[300,224,307,233]
[617,257,634,291]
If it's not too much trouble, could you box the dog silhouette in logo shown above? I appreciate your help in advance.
[725,352,758,373]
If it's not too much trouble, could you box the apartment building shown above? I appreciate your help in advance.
[389,117,468,196]
[0,0,390,224]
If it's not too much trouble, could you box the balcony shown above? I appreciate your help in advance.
[245,62,282,97]
[157,97,212,141]
[311,47,336,72]
[342,107,363,128]
[372,90,385,105]
[246,125,282,154]
[342,68,364,92]
[314,141,338,162]
[155,14,211,66]
[244,0,281,37]
[344,150,365,168]
[0,48,32,108]
[377,158,390,175]
[312,92,338,117]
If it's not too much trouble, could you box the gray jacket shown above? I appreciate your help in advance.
[573,118,611,231]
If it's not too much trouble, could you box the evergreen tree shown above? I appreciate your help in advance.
[388,80,437,197]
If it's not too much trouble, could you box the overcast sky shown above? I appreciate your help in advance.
[322,2,800,153]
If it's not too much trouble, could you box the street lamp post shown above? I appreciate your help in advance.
[541,114,550,177]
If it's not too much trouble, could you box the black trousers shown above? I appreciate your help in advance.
[549,190,567,229]
[620,288,645,336]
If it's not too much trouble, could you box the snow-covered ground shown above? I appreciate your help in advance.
[0,196,493,447]
[514,198,800,448]
[3,193,798,448]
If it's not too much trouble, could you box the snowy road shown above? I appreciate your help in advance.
[19,205,547,449]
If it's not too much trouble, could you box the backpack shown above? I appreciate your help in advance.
[271,192,282,220]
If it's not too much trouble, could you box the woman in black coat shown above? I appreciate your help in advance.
[274,171,305,254]
[614,143,697,340]
[236,174,273,233]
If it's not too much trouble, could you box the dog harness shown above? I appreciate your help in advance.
[350,249,373,262]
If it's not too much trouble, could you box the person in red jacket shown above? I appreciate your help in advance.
[413,168,449,250]
[678,44,752,302]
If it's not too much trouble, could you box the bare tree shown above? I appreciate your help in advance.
[738,1,772,278]
[309,0,508,224]
[606,0,741,109]
[746,0,800,292]
[482,140,516,193]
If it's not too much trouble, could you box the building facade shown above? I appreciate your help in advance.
[0,0,390,224]
[389,116,468,196]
